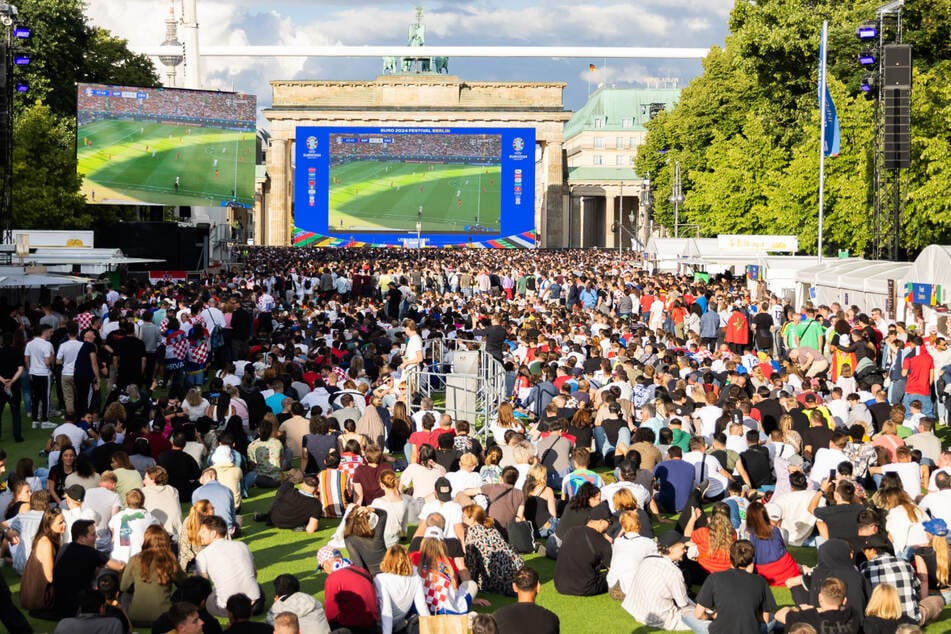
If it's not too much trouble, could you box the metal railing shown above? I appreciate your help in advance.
[410,338,507,440]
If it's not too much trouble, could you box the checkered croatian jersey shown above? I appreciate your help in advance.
[188,339,210,367]
[164,329,188,361]
[422,565,456,614]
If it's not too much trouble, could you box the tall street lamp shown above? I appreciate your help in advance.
[670,161,685,238]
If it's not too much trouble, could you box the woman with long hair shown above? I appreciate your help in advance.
[343,505,388,576]
[746,501,800,586]
[547,482,602,559]
[370,470,410,547]
[374,544,430,634]
[181,387,209,422]
[914,519,951,602]
[685,501,736,573]
[882,487,927,558]
[120,524,187,625]
[416,531,476,615]
[46,445,77,507]
[19,507,65,612]
[566,406,595,454]
[387,401,412,457]
[490,401,524,447]
[461,504,523,596]
[864,583,916,633]
[522,463,557,537]
[178,499,214,572]
[398,444,445,500]
[778,414,803,455]
[480,446,504,485]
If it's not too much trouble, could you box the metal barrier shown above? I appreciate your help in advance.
[411,338,507,440]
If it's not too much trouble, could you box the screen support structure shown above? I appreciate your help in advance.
[0,3,20,246]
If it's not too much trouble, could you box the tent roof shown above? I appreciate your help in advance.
[902,245,951,292]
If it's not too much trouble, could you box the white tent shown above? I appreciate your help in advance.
[794,259,908,312]
[645,237,701,274]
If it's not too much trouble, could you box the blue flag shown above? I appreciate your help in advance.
[819,24,841,158]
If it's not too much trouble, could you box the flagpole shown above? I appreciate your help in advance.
[817,20,828,264]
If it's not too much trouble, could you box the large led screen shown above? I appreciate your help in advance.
[293,126,536,247]
[77,83,256,207]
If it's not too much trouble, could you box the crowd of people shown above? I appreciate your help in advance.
[0,244,948,633]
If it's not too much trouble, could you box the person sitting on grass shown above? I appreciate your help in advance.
[686,539,777,633]
[266,573,330,634]
[553,502,612,596]
[373,545,429,634]
[223,593,272,634]
[493,565,559,634]
[776,576,858,634]
[317,545,379,634]
[255,470,321,533]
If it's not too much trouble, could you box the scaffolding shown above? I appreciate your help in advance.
[410,338,507,441]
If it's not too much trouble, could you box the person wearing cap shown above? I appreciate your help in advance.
[553,502,612,596]
[413,476,464,542]
[685,539,777,633]
[859,532,944,626]
[912,518,951,602]
[621,530,694,630]
[321,545,380,632]
[61,484,97,545]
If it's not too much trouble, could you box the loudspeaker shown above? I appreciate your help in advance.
[884,86,911,169]
[148,207,163,222]
[179,205,191,219]
[883,44,912,88]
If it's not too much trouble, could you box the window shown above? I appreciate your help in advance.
[616,155,626,166]
[594,117,605,128]
[593,154,604,165]
[629,137,636,149]
[616,137,624,149]
[622,118,633,128]
[594,137,605,149]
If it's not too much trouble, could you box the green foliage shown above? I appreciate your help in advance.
[12,102,136,229]
[639,0,951,256]
[8,0,160,229]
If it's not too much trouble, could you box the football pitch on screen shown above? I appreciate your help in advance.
[328,160,502,234]
[77,119,256,206]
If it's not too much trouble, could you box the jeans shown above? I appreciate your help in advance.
[593,426,631,460]
[902,392,934,418]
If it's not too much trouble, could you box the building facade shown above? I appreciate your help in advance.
[564,86,680,249]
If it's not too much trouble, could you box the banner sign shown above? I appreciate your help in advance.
[717,235,798,253]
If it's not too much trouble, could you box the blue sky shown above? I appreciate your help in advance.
[85,0,734,122]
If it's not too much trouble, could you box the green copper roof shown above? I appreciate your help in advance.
[564,86,681,140]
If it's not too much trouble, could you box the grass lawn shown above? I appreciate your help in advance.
[77,119,256,207]
[3,414,951,633]
[328,160,502,234]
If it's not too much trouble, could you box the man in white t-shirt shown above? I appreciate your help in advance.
[770,471,819,546]
[196,514,262,617]
[83,472,122,551]
[920,471,951,523]
[683,437,732,501]
[415,477,464,542]
[107,489,158,563]
[24,323,55,429]
[56,322,84,417]
[809,433,850,486]
[694,392,723,441]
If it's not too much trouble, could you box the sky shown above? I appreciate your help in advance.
[84,0,735,127]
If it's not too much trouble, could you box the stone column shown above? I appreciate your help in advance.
[604,194,616,250]
[544,139,566,248]
[265,138,288,246]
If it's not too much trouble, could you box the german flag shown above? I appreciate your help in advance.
[589,63,597,72]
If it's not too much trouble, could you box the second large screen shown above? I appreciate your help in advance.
[295,126,535,247]
[77,83,257,207]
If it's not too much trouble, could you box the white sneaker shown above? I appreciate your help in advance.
[40,421,57,429]
[31,420,38,429]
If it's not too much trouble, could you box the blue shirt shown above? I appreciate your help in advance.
[192,481,236,530]
[653,459,695,513]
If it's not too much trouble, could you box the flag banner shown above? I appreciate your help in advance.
[818,24,841,158]
[588,63,597,72]
[906,282,942,306]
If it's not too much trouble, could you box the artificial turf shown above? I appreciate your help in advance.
[3,416,951,633]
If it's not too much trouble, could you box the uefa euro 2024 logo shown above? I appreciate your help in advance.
[512,137,525,153]
[306,136,318,151]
